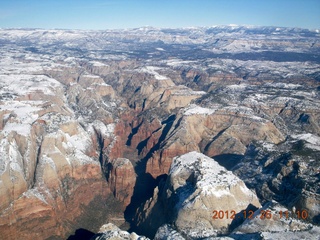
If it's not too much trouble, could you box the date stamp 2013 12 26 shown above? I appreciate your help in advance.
[212,210,309,220]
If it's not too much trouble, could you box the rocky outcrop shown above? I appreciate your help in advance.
[0,60,124,239]
[153,201,320,239]
[232,140,320,223]
[0,178,112,240]
[90,223,149,240]
[0,115,122,239]
[232,201,320,239]
[145,104,285,178]
[154,225,186,240]
[136,152,261,238]
[78,74,116,98]
[108,158,136,208]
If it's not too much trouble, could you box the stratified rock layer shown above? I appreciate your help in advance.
[145,104,285,178]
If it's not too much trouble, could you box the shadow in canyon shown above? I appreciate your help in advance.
[212,153,244,170]
[124,114,176,237]
[67,228,95,240]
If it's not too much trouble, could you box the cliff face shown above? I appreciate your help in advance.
[108,158,136,208]
[145,104,285,178]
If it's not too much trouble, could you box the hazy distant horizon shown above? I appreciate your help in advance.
[1,24,319,32]
[1,0,319,30]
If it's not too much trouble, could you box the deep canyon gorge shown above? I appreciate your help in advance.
[0,26,319,239]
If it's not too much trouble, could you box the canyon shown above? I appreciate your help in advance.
[0,26,319,239]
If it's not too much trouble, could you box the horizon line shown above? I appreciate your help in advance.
[0,24,319,32]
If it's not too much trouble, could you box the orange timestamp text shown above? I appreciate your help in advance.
[212,209,309,220]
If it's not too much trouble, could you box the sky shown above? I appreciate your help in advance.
[0,0,319,30]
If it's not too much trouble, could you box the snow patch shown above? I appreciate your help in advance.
[90,61,109,67]
[0,74,62,96]
[90,120,115,138]
[140,66,168,80]
[265,82,302,89]
[170,151,245,196]
[24,188,48,204]
[1,101,42,136]
[226,84,248,91]
[292,133,320,145]
[184,104,217,116]
[166,59,197,67]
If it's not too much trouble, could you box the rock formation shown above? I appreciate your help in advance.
[145,104,285,178]
[108,158,136,208]
[136,152,261,238]
[0,26,319,239]
[232,201,320,239]
[90,223,149,240]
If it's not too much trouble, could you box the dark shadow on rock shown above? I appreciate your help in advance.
[297,113,310,124]
[136,136,150,155]
[130,174,169,238]
[67,228,95,240]
[126,120,144,146]
[123,172,159,238]
[130,171,197,239]
[313,214,320,224]
[228,204,259,233]
[124,114,176,236]
[212,154,244,170]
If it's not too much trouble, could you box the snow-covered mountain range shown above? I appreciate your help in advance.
[0,26,319,239]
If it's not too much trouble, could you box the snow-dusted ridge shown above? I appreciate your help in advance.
[183,104,217,116]
[169,151,258,197]
[0,25,319,54]
[167,151,261,238]
[139,66,168,80]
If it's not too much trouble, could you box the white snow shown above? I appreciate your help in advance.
[82,74,101,79]
[0,74,62,96]
[23,188,48,204]
[262,142,275,151]
[305,144,320,151]
[95,82,111,87]
[170,151,245,196]
[265,82,302,89]
[165,59,197,67]
[140,66,168,80]
[211,189,231,198]
[41,154,57,171]
[90,120,115,138]
[65,130,91,155]
[8,139,23,173]
[1,101,42,136]
[3,122,32,137]
[168,151,260,239]
[291,133,320,145]
[184,104,217,116]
